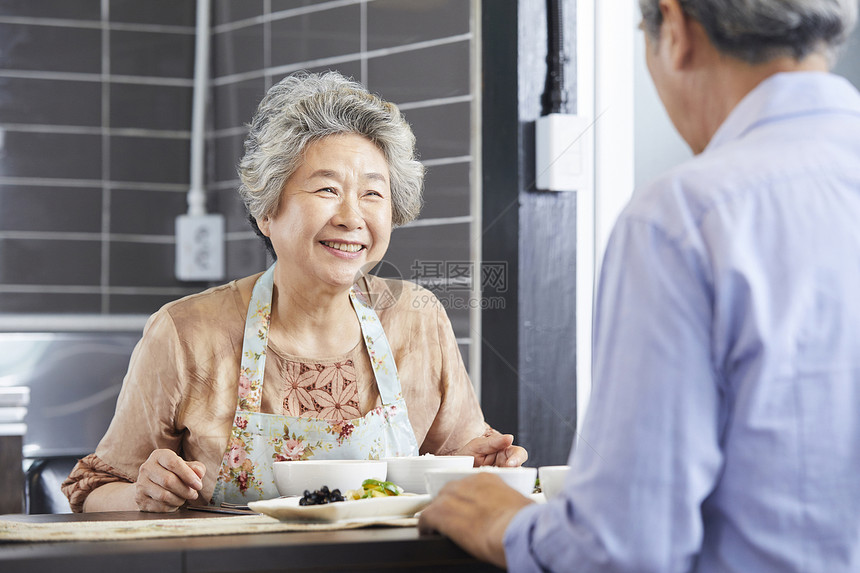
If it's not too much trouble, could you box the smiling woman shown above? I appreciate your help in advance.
[60,71,528,514]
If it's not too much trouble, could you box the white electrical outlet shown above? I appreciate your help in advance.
[175,214,225,281]
[535,113,590,192]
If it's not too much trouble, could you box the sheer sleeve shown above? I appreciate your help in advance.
[418,295,490,455]
[61,454,130,513]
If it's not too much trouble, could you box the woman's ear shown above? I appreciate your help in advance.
[256,215,272,237]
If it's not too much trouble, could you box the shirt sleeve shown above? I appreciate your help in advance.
[504,215,725,572]
[62,308,188,511]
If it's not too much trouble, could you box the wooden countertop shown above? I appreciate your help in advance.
[0,509,503,572]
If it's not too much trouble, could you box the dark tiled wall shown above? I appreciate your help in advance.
[0,0,477,361]
[0,0,200,315]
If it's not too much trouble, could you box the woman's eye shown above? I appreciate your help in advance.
[365,190,383,198]
[317,187,337,194]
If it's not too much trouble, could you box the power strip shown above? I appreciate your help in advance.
[535,113,589,192]
[175,213,225,281]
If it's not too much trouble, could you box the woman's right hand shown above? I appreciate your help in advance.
[135,449,206,512]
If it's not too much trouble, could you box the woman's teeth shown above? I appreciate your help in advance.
[321,241,363,253]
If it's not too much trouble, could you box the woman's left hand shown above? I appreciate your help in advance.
[456,433,528,467]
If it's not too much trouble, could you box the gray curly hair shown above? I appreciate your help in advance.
[639,0,858,64]
[238,71,424,236]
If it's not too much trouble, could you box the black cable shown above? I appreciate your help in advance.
[541,0,568,115]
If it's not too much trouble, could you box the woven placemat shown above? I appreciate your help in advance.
[0,514,417,543]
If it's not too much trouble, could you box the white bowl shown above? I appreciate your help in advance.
[272,460,387,498]
[380,455,475,493]
[538,465,570,499]
[424,466,537,498]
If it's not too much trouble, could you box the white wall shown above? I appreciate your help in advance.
[632,24,691,189]
[833,19,860,89]
[632,14,860,190]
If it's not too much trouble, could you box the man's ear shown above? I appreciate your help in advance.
[659,0,694,71]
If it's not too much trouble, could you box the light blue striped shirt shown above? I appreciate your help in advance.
[505,72,860,572]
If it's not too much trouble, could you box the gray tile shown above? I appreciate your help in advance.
[110,82,192,131]
[385,222,471,283]
[0,132,101,179]
[0,185,102,233]
[213,133,244,183]
[297,60,362,84]
[225,237,267,280]
[0,292,101,313]
[367,0,470,51]
[0,238,101,285]
[458,343,470,375]
[213,78,266,131]
[405,102,471,160]
[213,23,264,78]
[270,5,360,68]
[271,0,334,11]
[110,188,187,235]
[110,136,190,184]
[203,189,223,215]
[0,77,101,127]
[216,188,252,233]
[110,30,195,78]
[108,292,195,314]
[109,241,182,287]
[214,0,263,25]
[0,0,100,20]
[0,24,100,74]
[368,41,470,104]
[421,161,471,219]
[110,0,195,26]
[449,306,470,339]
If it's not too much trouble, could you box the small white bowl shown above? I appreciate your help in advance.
[380,454,475,493]
[272,460,387,498]
[538,465,570,499]
[424,466,538,498]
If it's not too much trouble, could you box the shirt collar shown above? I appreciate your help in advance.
[706,71,860,152]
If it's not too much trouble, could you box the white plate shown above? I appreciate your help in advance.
[248,494,432,524]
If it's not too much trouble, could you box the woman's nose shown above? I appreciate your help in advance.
[331,195,363,229]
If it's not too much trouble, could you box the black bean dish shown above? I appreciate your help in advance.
[298,485,345,505]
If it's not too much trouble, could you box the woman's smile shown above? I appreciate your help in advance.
[319,240,366,256]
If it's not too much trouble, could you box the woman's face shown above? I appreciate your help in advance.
[259,133,393,292]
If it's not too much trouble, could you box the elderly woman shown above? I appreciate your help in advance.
[62,72,526,513]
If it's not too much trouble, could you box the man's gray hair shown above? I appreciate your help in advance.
[238,71,424,227]
[639,0,858,64]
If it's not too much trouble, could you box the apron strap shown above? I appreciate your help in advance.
[237,264,276,413]
[349,287,403,406]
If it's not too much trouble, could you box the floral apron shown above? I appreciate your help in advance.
[211,264,419,504]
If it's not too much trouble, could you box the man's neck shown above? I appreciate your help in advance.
[689,52,830,153]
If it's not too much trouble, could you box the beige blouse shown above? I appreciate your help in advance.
[62,274,489,512]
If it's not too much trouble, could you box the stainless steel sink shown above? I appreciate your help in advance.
[0,332,140,459]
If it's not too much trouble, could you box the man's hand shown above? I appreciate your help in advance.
[456,433,529,467]
[135,449,206,512]
[418,473,534,568]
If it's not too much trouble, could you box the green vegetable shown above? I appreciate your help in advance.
[358,478,403,497]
